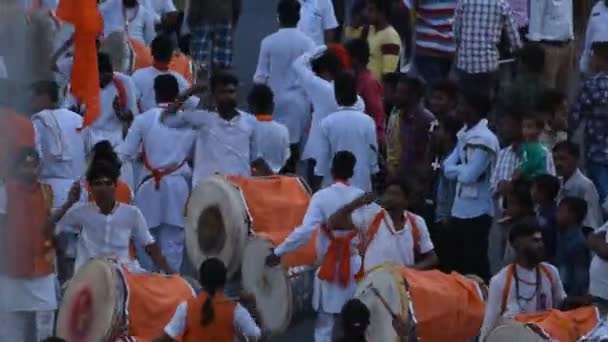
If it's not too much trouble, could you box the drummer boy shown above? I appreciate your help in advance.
[51,157,175,274]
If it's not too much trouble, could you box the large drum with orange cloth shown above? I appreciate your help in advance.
[486,306,600,342]
[56,258,195,341]
[185,175,315,335]
[355,263,486,342]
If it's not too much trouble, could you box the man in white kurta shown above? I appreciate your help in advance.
[132,35,195,112]
[31,81,86,209]
[267,151,371,342]
[141,0,176,18]
[253,0,315,151]
[99,0,157,46]
[117,74,195,272]
[64,54,139,188]
[161,73,256,187]
[315,73,378,191]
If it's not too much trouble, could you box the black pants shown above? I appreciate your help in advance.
[443,215,493,282]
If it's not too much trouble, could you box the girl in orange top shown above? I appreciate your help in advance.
[154,258,262,342]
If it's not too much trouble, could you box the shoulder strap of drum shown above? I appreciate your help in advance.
[406,212,421,258]
[354,210,385,282]
[500,264,515,315]
[539,263,554,287]
[112,75,128,109]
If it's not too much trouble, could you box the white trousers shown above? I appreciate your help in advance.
[315,312,337,342]
[136,224,185,272]
[0,311,55,342]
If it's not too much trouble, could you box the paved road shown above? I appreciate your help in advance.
[232,1,316,340]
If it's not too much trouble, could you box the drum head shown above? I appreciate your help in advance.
[56,258,124,341]
[185,176,248,278]
[241,237,292,335]
[355,265,409,342]
[486,321,543,342]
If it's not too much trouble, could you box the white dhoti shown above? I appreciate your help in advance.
[136,224,185,272]
[0,310,55,342]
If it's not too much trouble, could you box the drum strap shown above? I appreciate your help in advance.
[500,263,555,315]
[140,149,187,190]
[112,76,128,110]
[318,224,357,288]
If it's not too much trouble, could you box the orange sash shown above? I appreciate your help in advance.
[141,150,187,190]
[317,224,357,287]
[501,263,555,315]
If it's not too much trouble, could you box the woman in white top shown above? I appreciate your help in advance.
[52,158,174,274]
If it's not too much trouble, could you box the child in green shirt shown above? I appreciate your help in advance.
[517,115,549,181]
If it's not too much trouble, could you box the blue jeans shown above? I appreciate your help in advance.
[587,161,608,203]
[136,224,185,272]
[414,54,453,86]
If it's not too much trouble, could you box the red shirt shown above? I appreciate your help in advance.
[356,68,386,145]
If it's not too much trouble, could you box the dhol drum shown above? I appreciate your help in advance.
[355,264,486,342]
[185,175,317,333]
[56,258,196,341]
[485,321,547,342]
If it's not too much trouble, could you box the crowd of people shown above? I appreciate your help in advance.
[1,0,608,341]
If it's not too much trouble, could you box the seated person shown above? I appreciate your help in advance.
[479,219,566,341]
[554,197,591,297]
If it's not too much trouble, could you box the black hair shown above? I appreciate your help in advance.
[592,41,608,59]
[397,74,426,101]
[312,50,343,79]
[350,0,366,16]
[559,196,588,225]
[154,74,179,104]
[345,38,370,66]
[522,113,545,129]
[508,217,542,245]
[31,80,59,104]
[431,79,458,102]
[210,71,239,92]
[532,174,561,202]
[369,0,391,17]
[199,258,227,326]
[536,88,566,114]
[334,71,358,106]
[509,179,535,215]
[86,159,120,184]
[98,52,113,73]
[42,338,67,342]
[90,141,122,169]
[516,43,545,74]
[10,147,39,172]
[553,140,580,160]
[150,34,174,63]
[331,151,356,181]
[439,114,463,143]
[277,0,300,27]
[247,83,274,114]
[458,85,492,118]
[381,72,401,88]
[339,299,370,342]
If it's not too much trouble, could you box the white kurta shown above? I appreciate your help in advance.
[274,182,375,314]
[479,263,566,341]
[32,108,87,208]
[141,0,176,18]
[131,66,193,112]
[99,0,157,45]
[56,202,155,272]
[253,28,315,144]
[253,120,291,173]
[363,210,434,270]
[117,107,195,229]
[297,0,339,46]
[163,110,257,187]
[315,108,378,192]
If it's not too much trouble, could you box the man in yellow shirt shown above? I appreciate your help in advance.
[365,0,402,80]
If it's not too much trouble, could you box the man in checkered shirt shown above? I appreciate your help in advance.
[453,0,522,82]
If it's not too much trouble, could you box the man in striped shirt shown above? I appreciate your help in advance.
[405,0,457,86]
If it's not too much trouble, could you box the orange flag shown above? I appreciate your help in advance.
[56,0,102,129]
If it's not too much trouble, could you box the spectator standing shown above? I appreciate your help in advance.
[183,0,241,71]
[453,0,521,84]
[100,0,158,46]
[363,0,402,81]
[527,0,574,93]
[536,89,568,150]
[403,0,457,86]
[298,0,339,46]
[570,42,608,203]
[506,0,529,34]
[580,0,608,75]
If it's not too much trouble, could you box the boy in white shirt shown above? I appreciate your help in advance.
[247,84,290,174]
[479,218,566,341]
[53,159,174,274]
